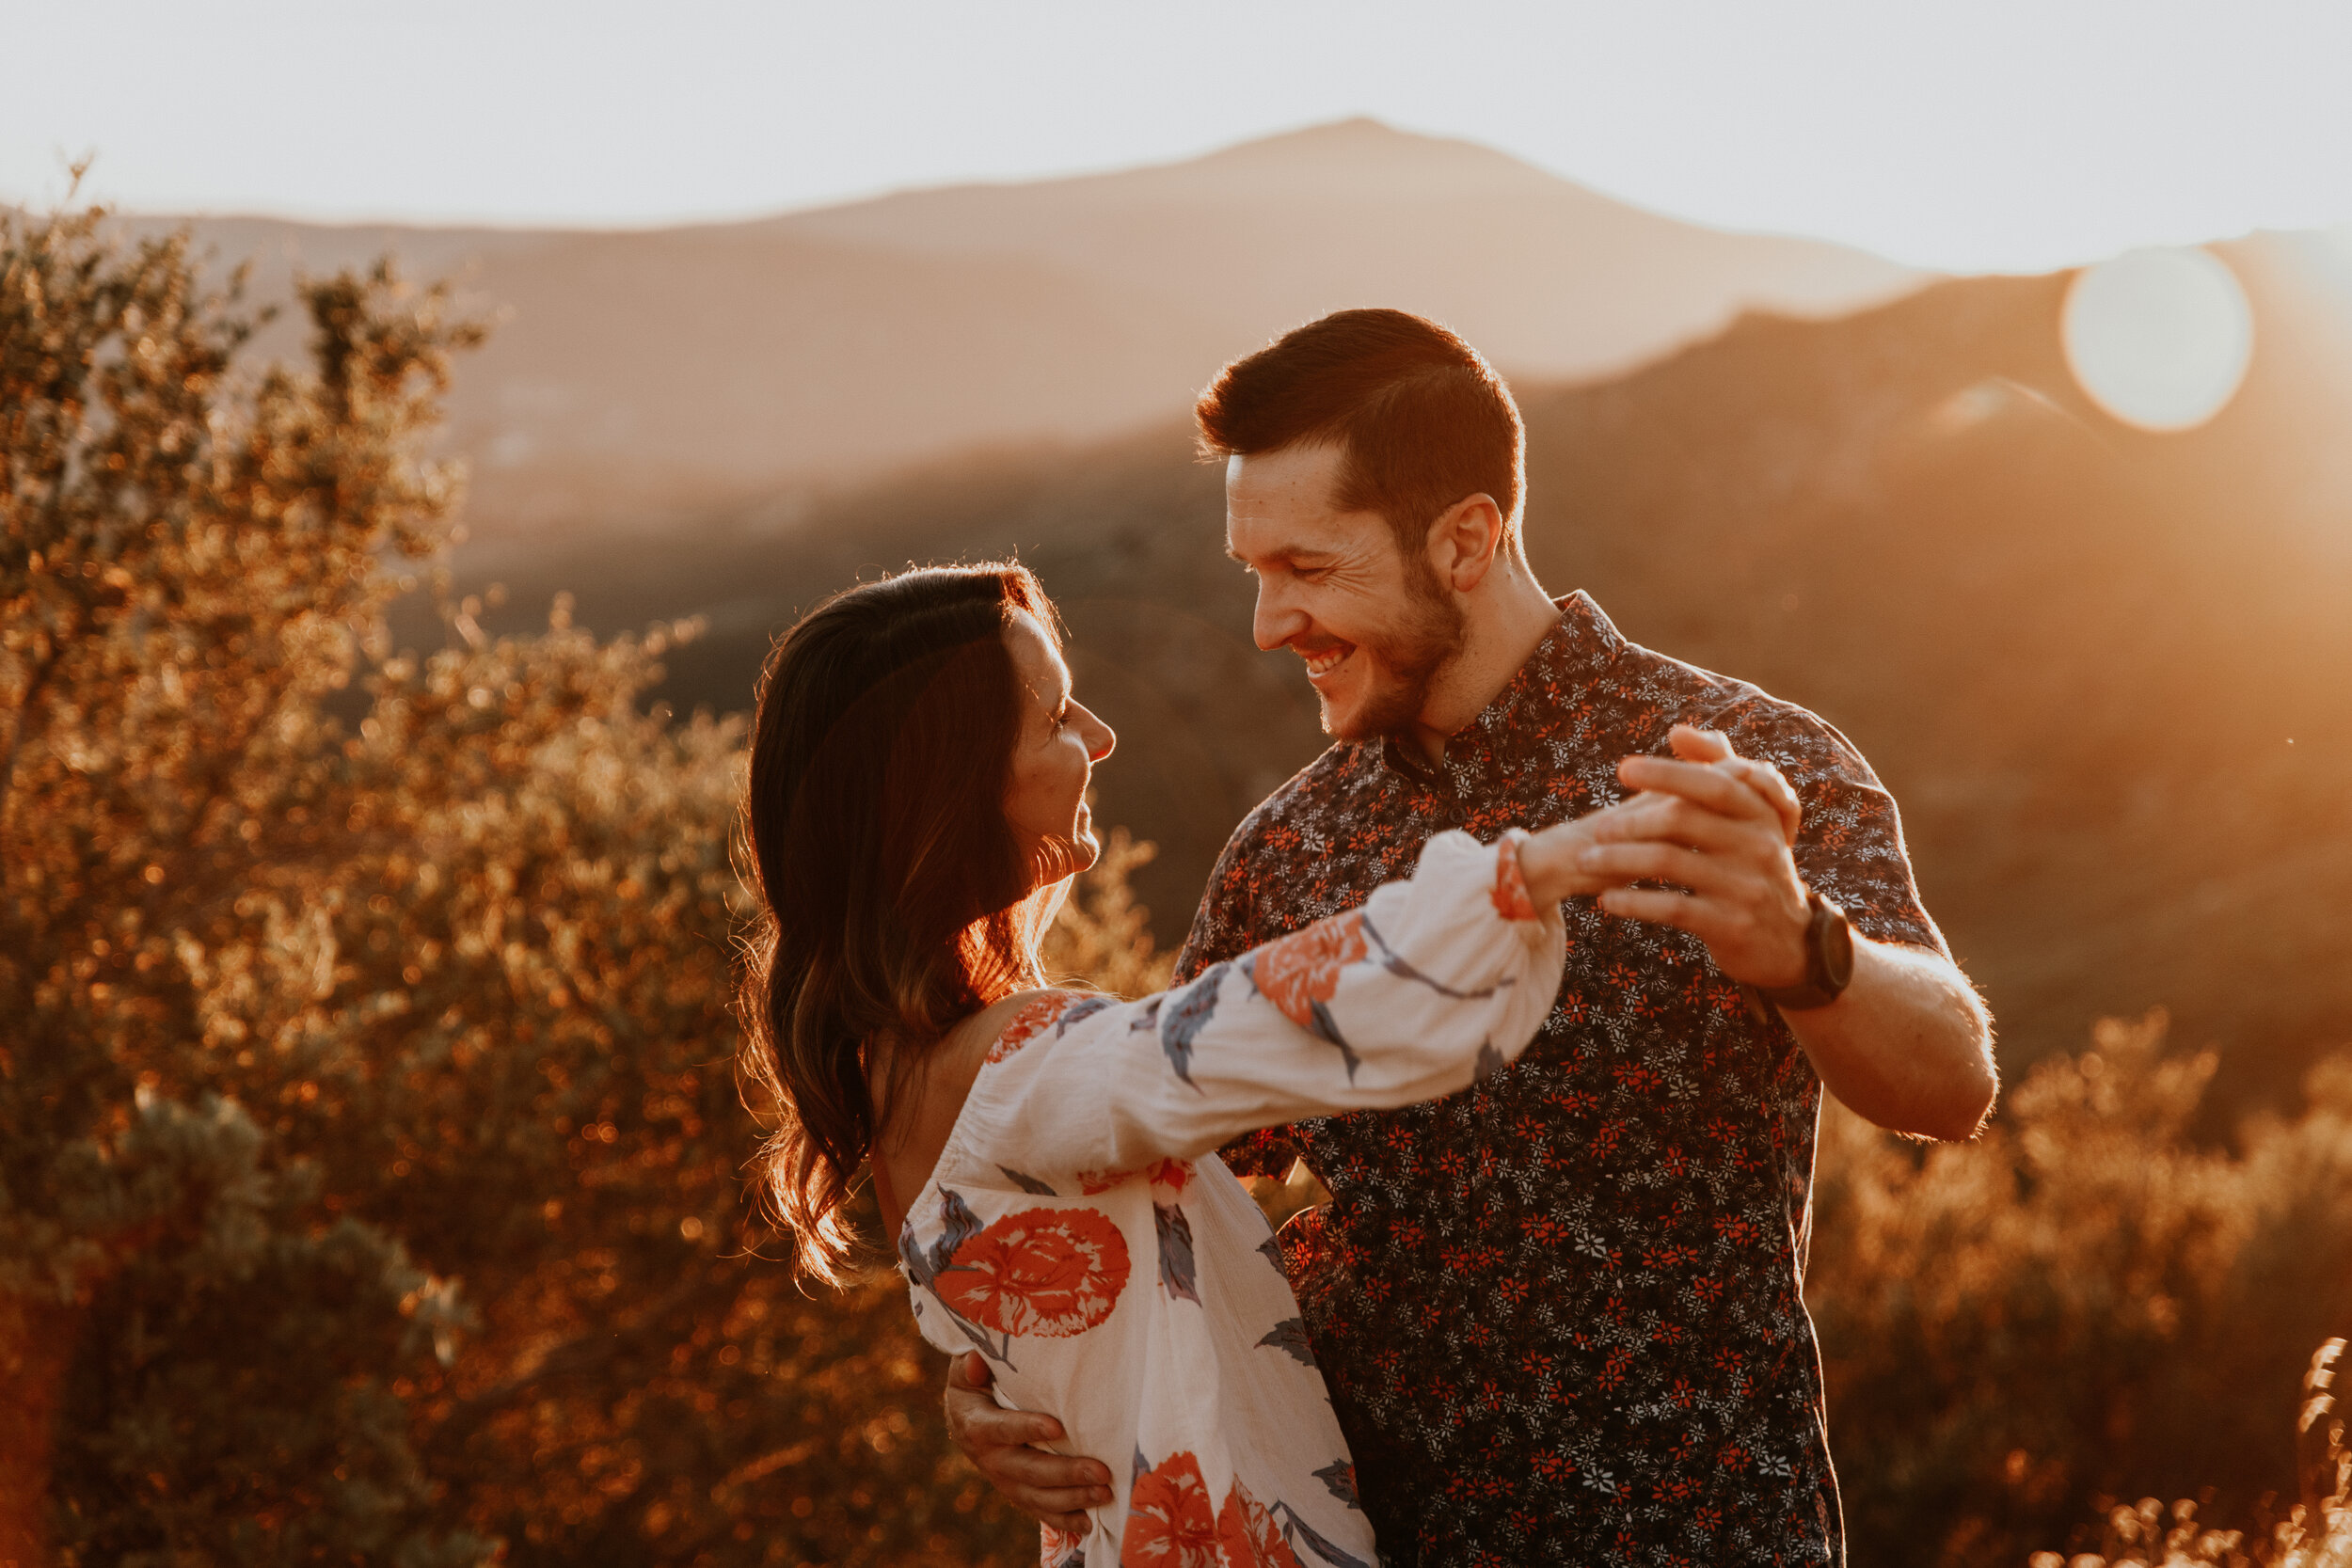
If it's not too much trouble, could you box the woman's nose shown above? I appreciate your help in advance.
[1084,709,1116,763]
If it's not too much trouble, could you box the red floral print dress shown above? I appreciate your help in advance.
[896,831,1565,1568]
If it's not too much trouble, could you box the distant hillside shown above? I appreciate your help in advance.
[425,233,2352,1117]
[142,119,1920,531]
[771,118,1921,383]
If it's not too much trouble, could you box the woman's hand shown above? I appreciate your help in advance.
[1517,811,1624,908]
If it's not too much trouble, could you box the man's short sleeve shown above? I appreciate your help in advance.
[1722,702,1947,957]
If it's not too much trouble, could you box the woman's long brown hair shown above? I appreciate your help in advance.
[737,562,1059,1281]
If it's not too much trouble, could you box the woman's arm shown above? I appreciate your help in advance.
[933,812,1629,1529]
[948,828,1581,1184]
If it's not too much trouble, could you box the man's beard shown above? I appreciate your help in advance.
[1324,565,1466,741]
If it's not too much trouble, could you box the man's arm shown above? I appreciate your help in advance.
[1774,934,1995,1141]
[1579,724,1996,1142]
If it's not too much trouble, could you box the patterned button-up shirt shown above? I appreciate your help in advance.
[1171,593,1945,1568]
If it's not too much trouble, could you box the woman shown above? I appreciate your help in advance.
[738,562,1623,1566]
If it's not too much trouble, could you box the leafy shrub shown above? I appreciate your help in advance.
[2010,1340,2352,1567]
[0,197,1078,1567]
[1810,1015,2352,1566]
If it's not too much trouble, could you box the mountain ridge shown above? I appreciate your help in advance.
[409,235,2352,1122]
[117,119,1925,531]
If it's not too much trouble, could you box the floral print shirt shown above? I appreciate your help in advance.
[898,832,1568,1567]
[1173,593,1947,1568]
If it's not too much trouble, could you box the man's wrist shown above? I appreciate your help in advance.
[1755,891,1854,1010]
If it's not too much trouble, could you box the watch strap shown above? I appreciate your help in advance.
[1755,891,1852,1011]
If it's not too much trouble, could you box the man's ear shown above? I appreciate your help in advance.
[1424,493,1507,592]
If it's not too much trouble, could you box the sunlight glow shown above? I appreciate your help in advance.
[2061,249,2255,433]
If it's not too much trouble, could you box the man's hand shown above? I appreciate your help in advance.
[945,1351,1112,1533]
[1575,724,1812,990]
[1576,722,1998,1141]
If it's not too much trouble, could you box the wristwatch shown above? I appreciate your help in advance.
[1755,891,1854,1011]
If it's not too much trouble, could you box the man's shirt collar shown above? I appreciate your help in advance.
[1377,591,1628,794]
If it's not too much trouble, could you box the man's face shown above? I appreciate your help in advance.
[1225,442,1464,741]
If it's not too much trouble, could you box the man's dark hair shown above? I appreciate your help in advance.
[1194,308,1526,559]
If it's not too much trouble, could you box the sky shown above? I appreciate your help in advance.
[7,0,2350,274]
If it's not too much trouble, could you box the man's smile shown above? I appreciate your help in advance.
[1300,641,1355,681]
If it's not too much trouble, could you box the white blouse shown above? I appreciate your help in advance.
[896,829,1567,1566]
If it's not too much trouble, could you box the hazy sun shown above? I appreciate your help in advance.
[2061,247,2255,433]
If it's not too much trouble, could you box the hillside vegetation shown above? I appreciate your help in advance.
[0,200,1040,1566]
[447,245,2352,1117]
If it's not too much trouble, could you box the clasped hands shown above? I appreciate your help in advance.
[1518,722,1812,992]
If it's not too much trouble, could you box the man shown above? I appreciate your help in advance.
[949,309,1995,1565]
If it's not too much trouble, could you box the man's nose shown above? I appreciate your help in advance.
[1251,579,1306,653]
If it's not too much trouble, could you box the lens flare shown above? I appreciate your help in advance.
[2061,247,2254,432]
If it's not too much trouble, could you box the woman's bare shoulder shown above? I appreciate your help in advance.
[869,990,1101,1229]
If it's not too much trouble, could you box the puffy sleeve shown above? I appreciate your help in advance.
[947,829,1567,1184]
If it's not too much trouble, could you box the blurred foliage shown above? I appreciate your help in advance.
[0,198,1105,1565]
[1810,1015,2352,1566]
[2012,1341,2352,1567]
[1040,824,1176,1001]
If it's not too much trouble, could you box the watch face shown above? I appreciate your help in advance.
[1818,898,1856,991]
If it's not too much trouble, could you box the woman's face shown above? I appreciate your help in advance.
[1001,610,1116,888]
